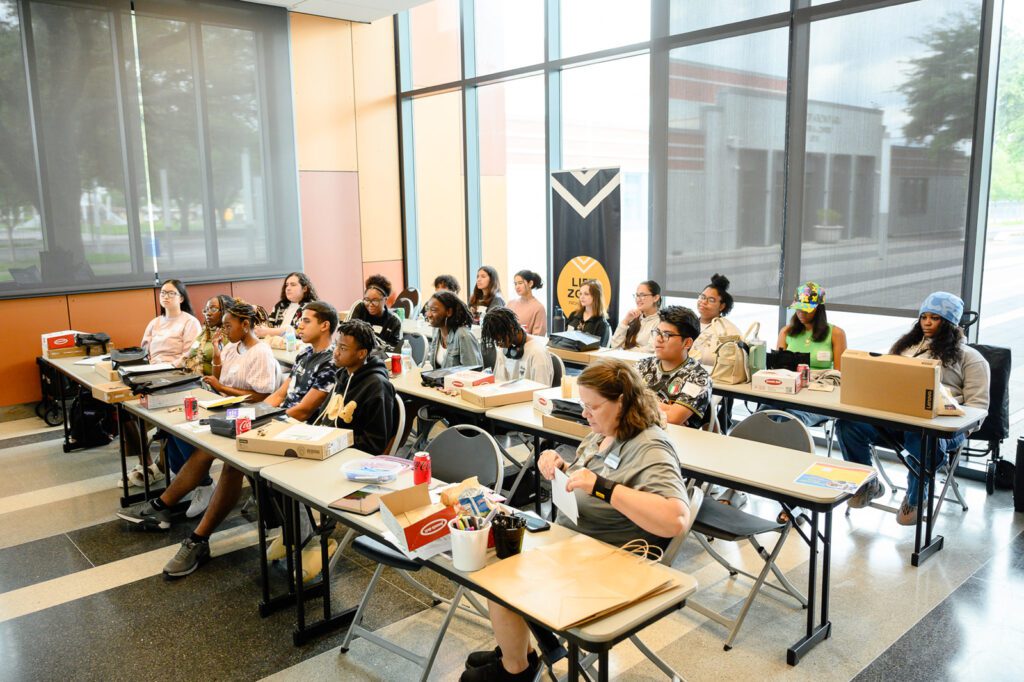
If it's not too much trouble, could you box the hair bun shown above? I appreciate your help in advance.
[710,273,730,291]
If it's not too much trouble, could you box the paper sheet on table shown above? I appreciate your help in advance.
[552,467,579,524]
[119,362,175,374]
[74,355,110,366]
[179,422,211,434]
[277,423,336,442]
[197,395,249,409]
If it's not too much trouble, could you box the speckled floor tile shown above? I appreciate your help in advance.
[0,533,93,593]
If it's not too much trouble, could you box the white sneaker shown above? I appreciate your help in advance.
[186,483,215,518]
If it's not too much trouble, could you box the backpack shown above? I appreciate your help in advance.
[547,331,601,352]
[69,390,115,448]
[710,318,750,385]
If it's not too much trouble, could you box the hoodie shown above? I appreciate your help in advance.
[323,354,398,455]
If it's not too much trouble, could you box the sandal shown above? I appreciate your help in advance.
[301,538,339,583]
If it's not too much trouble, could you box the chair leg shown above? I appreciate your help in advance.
[341,563,384,651]
[871,446,899,495]
[751,534,806,606]
[417,586,464,682]
[720,529,794,650]
[631,634,685,680]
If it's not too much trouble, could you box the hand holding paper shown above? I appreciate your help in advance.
[552,468,579,524]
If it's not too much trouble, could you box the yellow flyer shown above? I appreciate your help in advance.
[795,462,874,494]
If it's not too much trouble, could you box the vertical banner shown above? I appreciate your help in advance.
[551,167,622,326]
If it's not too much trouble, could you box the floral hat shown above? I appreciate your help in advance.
[789,282,825,313]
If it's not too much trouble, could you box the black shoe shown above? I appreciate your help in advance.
[460,655,539,682]
[466,647,538,670]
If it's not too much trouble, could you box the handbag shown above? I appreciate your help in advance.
[110,346,148,368]
[744,322,766,374]
[710,318,750,385]
[766,349,810,372]
[122,369,202,395]
[75,332,111,356]
[547,330,601,352]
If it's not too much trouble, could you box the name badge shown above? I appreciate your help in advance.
[816,350,832,362]
[604,453,621,470]
[372,325,383,334]
[682,382,703,398]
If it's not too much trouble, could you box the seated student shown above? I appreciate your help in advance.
[434,274,461,296]
[116,300,282,555]
[123,279,204,488]
[461,359,691,682]
[348,274,403,351]
[264,301,339,421]
[839,292,989,525]
[183,294,233,376]
[565,279,612,347]
[481,306,554,386]
[424,291,484,369]
[318,319,399,455]
[507,269,547,336]
[689,273,741,365]
[468,265,506,323]
[256,271,318,337]
[610,280,662,352]
[635,306,712,429]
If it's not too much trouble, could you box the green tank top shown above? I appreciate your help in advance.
[785,324,834,370]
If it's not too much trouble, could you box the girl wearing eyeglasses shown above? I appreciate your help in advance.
[349,274,403,352]
[635,305,712,429]
[565,279,612,347]
[688,273,741,366]
[610,280,662,352]
[184,294,232,376]
[144,279,202,367]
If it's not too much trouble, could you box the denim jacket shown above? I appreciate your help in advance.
[426,325,483,369]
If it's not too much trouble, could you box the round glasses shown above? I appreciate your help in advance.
[697,294,718,304]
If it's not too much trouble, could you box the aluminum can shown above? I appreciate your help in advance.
[183,396,198,421]
[391,354,402,376]
[413,451,432,486]
[797,363,810,386]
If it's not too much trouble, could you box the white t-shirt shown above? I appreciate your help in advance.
[142,313,202,367]
[219,341,282,394]
[493,336,554,387]
[281,302,301,330]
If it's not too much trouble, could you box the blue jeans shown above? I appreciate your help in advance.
[835,420,965,507]
[166,435,213,486]
[758,403,829,428]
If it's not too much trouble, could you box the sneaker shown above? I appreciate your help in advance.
[163,538,211,578]
[116,500,172,530]
[460,655,540,682]
[186,483,215,518]
[466,648,539,670]
[896,499,919,526]
[847,478,884,509]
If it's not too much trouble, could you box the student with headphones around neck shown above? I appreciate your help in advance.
[481,306,554,386]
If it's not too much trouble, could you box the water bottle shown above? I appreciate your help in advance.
[551,306,566,334]
[401,339,414,371]
[284,328,297,352]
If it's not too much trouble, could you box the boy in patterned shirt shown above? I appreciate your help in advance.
[635,305,712,429]
[265,301,338,422]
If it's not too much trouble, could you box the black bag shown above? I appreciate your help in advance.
[503,465,538,508]
[122,369,202,395]
[69,390,115,448]
[111,346,148,368]
[967,344,1010,443]
[420,364,483,388]
[76,332,110,356]
[550,399,587,425]
[766,349,810,371]
[547,331,600,352]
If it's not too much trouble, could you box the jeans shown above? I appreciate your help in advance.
[758,403,829,428]
[165,435,213,486]
[835,420,965,507]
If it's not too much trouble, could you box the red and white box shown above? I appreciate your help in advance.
[379,484,456,553]
[752,369,802,395]
[443,370,495,395]
[41,330,86,359]
[532,387,566,416]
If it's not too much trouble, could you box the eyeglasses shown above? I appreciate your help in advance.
[363,297,384,306]
[581,399,609,414]
[633,293,652,300]
[202,306,219,313]
[159,290,180,298]
[650,329,682,341]
[697,294,718,304]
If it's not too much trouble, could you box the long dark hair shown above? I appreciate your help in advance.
[515,269,543,291]
[469,265,502,308]
[429,291,475,331]
[623,280,662,349]
[279,272,318,305]
[891,317,964,367]
[161,279,194,316]
[786,304,830,343]
[575,279,606,318]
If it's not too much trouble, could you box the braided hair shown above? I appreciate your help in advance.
[578,359,662,441]
[623,280,661,349]
[204,294,234,330]
[428,291,475,331]
[337,319,377,353]
[481,306,523,347]
[225,298,269,334]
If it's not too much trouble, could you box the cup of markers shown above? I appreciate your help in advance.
[448,515,490,572]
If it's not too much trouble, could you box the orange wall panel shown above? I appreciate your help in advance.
[68,290,158,350]
[362,259,405,306]
[231,279,285,314]
[0,296,71,405]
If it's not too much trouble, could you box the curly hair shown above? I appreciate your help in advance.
[433,274,461,295]
[279,272,318,305]
[364,274,392,299]
[785,304,831,343]
[481,306,523,347]
[225,298,269,331]
[515,269,543,291]
[624,280,661,349]
[578,359,663,441]
[705,273,734,316]
[469,265,502,309]
[428,291,475,331]
[890,317,965,367]
[337,319,377,352]
[658,305,700,340]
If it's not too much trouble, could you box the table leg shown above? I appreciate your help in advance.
[533,434,542,515]
[912,433,944,566]
[787,509,832,665]
[567,641,581,681]
[598,649,609,682]
[117,404,130,505]
[56,367,72,451]
[293,498,306,638]
[256,476,272,615]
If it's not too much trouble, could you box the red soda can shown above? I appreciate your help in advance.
[413,451,431,485]
[235,417,252,436]
[183,396,198,421]
[797,363,810,387]
[391,354,402,376]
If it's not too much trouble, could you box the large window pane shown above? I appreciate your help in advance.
[477,77,546,293]
[408,0,461,89]
[562,55,649,320]
[413,92,466,294]
[560,0,649,59]
[670,0,788,35]
[801,0,982,312]
[664,29,789,300]
[474,0,543,76]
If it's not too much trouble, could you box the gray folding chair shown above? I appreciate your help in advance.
[386,397,406,457]
[403,332,427,366]
[685,410,810,651]
[867,440,969,514]
[340,425,503,680]
[548,351,565,389]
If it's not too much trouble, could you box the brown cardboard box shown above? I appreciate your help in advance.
[460,379,549,408]
[548,346,595,364]
[140,390,192,410]
[43,346,87,360]
[236,421,353,460]
[92,381,132,404]
[541,414,591,439]
[94,361,120,382]
[41,330,83,357]
[840,349,941,419]
[379,484,456,553]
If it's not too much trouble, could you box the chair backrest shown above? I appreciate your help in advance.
[547,351,564,389]
[426,425,504,489]
[397,286,420,308]
[661,486,704,566]
[967,343,1010,440]
[386,396,407,456]
[403,332,427,366]
[703,395,723,434]
[728,410,814,454]
[394,297,414,319]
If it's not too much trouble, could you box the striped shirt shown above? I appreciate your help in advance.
[219,341,282,394]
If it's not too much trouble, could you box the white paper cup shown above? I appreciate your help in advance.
[448,518,490,572]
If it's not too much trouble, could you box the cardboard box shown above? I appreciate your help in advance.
[460,379,548,408]
[443,370,495,395]
[140,390,193,410]
[236,421,353,460]
[532,387,564,416]
[379,484,456,553]
[548,346,594,364]
[752,369,801,395]
[92,381,132,404]
[841,349,940,419]
[41,330,83,356]
[94,360,120,382]
[541,413,591,439]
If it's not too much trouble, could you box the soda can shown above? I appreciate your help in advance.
[413,451,431,486]
[391,354,402,376]
[797,363,810,386]
[235,417,252,436]
[183,396,198,421]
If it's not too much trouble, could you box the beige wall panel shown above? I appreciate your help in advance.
[291,14,358,172]
[479,175,509,289]
[352,18,402,263]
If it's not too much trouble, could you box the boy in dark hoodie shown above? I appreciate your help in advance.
[323,319,399,454]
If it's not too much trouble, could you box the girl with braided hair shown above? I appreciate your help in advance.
[481,306,553,386]
[202,299,281,398]
[424,290,483,369]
